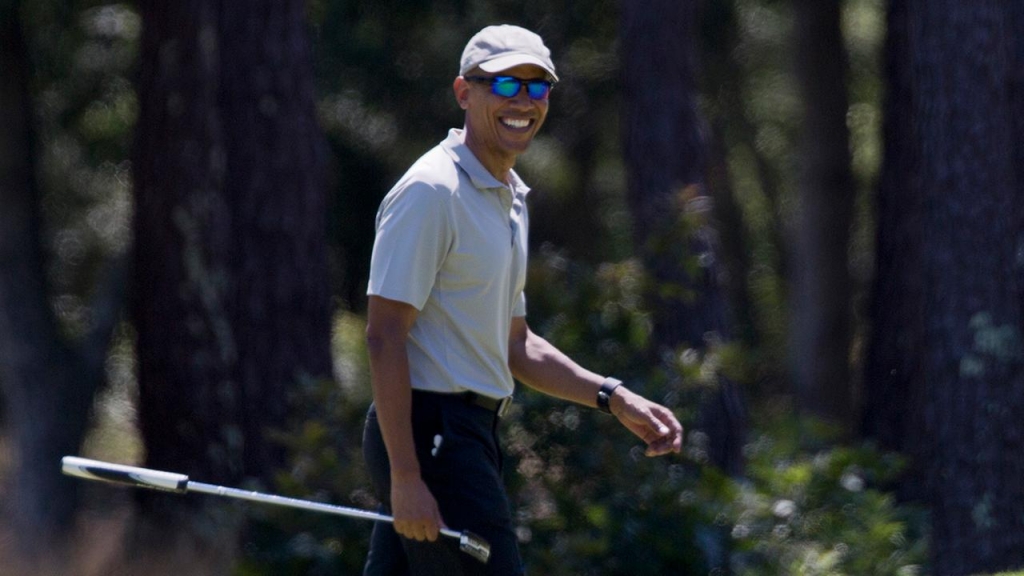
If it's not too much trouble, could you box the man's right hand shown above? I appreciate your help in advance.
[391,473,446,541]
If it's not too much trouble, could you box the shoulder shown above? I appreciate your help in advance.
[404,144,462,192]
[384,146,461,207]
[377,152,463,235]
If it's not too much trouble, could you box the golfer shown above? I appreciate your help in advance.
[362,24,684,575]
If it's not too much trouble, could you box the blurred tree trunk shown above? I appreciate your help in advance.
[620,0,746,480]
[1012,4,1024,200]
[866,1,1024,573]
[0,0,118,564]
[790,0,855,434]
[913,2,1024,573]
[705,121,756,346]
[700,0,787,351]
[621,0,709,347]
[861,0,926,480]
[129,0,332,571]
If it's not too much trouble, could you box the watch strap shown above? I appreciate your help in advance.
[597,377,623,414]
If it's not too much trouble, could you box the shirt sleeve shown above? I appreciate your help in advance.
[367,182,452,310]
[512,292,526,317]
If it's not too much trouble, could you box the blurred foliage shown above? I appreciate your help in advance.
[231,260,928,574]
[730,416,928,575]
[20,0,136,340]
[235,312,373,575]
[486,255,925,575]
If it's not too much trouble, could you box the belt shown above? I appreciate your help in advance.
[460,391,514,419]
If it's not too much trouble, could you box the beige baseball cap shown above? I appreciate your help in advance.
[459,25,559,81]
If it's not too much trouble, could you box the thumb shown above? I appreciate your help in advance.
[632,406,670,436]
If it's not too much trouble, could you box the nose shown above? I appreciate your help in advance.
[507,84,538,108]
[508,84,531,102]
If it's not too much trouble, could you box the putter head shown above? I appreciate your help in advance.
[458,530,491,564]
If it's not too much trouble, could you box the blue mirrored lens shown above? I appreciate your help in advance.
[525,81,551,99]
[488,77,551,100]
[492,78,521,97]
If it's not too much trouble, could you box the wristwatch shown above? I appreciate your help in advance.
[597,377,623,414]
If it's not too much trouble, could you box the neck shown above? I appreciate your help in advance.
[463,129,515,184]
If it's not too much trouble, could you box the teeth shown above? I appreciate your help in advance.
[502,118,530,129]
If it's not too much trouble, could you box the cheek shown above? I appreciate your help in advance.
[533,109,549,129]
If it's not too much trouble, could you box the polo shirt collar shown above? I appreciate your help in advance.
[441,128,531,195]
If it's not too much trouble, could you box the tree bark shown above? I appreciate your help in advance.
[1012,3,1024,196]
[130,0,332,570]
[861,0,926,473]
[866,0,1024,572]
[790,0,856,433]
[912,3,1024,573]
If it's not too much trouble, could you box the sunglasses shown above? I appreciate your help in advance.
[465,75,554,100]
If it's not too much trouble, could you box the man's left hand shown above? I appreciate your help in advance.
[610,387,684,457]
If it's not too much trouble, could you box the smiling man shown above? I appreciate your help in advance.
[362,25,684,576]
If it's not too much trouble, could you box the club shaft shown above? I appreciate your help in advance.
[186,481,460,539]
[61,457,462,541]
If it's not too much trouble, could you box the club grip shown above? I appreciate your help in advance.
[61,456,189,493]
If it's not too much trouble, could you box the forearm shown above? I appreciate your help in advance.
[509,329,606,407]
[508,318,683,456]
[367,336,421,479]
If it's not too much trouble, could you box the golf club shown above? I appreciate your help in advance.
[61,456,490,564]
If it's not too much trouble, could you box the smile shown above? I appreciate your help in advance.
[501,118,532,129]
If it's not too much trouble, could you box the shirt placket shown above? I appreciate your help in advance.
[496,187,517,248]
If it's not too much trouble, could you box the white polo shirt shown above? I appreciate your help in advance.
[367,128,529,399]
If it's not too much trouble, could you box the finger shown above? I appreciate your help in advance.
[415,522,431,542]
[425,519,440,542]
[645,445,669,457]
[641,412,683,455]
[398,519,431,542]
[394,520,417,540]
[424,507,446,542]
[649,408,684,445]
[649,406,682,431]
[644,432,672,452]
[627,405,669,437]
[649,426,682,454]
[645,436,676,456]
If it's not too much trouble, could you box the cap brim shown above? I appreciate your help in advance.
[478,54,559,81]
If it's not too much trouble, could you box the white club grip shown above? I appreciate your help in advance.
[61,456,189,493]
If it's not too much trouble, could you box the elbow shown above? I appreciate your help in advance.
[507,334,532,378]
[365,325,405,360]
[366,330,397,356]
[508,352,525,380]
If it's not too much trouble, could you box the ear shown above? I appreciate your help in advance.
[453,77,471,110]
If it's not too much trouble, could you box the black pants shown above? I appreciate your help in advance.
[362,390,525,576]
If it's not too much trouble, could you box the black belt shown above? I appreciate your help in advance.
[460,391,514,418]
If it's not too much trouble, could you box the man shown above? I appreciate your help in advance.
[362,24,684,575]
